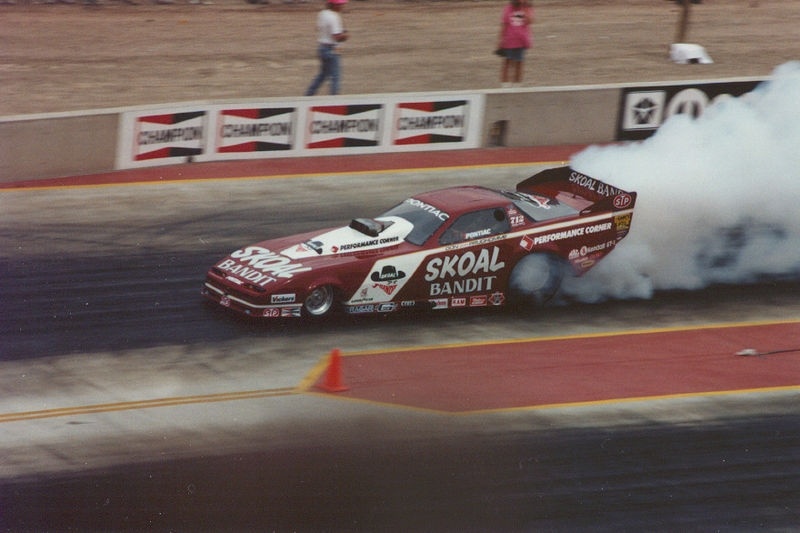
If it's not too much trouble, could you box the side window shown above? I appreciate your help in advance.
[439,208,510,245]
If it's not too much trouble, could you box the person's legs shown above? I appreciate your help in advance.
[513,59,524,83]
[502,48,525,85]
[305,45,334,96]
[501,57,512,84]
[328,52,341,95]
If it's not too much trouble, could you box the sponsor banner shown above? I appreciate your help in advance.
[305,103,383,149]
[118,108,208,168]
[115,93,484,169]
[393,99,469,145]
[616,80,762,141]
[213,106,296,157]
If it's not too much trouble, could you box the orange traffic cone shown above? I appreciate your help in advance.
[318,348,349,392]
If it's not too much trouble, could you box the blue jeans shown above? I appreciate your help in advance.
[305,44,340,96]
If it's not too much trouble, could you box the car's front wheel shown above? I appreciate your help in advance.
[303,285,336,318]
[509,253,565,307]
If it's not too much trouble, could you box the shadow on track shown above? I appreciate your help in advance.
[3,248,800,361]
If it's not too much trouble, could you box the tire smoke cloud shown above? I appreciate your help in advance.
[562,62,800,303]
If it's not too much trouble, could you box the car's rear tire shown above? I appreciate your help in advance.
[303,285,336,318]
[509,253,565,307]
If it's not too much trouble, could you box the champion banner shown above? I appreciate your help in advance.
[393,100,468,145]
[216,107,295,153]
[133,111,206,161]
[306,104,383,149]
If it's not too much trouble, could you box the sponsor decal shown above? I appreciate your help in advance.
[520,235,534,251]
[444,234,505,252]
[469,295,488,307]
[394,100,468,145]
[133,111,206,161]
[615,213,632,232]
[617,81,761,141]
[451,297,467,307]
[377,302,398,313]
[217,246,311,287]
[425,246,505,281]
[371,265,406,282]
[430,298,449,310]
[359,265,406,298]
[338,235,400,252]
[405,198,450,221]
[425,246,505,297]
[531,227,583,245]
[430,276,498,297]
[532,222,612,246]
[271,293,296,304]
[373,283,399,296]
[281,307,302,318]
[568,171,624,198]
[569,240,616,259]
[348,255,422,305]
[346,304,376,314]
[489,292,505,306]
[613,193,633,209]
[465,228,493,240]
[217,107,295,153]
[307,104,383,149]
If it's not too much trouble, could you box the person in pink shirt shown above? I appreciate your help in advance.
[497,0,534,87]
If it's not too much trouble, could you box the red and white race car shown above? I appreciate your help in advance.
[202,166,636,318]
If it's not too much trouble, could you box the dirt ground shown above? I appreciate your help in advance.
[1,0,798,116]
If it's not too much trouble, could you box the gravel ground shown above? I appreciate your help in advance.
[1,0,798,115]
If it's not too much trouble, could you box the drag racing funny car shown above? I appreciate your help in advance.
[202,166,636,319]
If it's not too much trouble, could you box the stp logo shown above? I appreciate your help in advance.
[613,193,632,209]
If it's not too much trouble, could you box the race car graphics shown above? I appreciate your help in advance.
[216,246,312,287]
[425,246,505,296]
[346,254,424,304]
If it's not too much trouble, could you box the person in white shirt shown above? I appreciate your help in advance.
[305,0,349,96]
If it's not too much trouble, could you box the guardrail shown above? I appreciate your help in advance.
[0,77,764,183]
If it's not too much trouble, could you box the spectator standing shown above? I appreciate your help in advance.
[498,0,534,87]
[305,0,349,96]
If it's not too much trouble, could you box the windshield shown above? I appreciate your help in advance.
[501,190,578,221]
[380,197,450,245]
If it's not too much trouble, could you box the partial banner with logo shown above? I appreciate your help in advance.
[116,94,484,168]
[616,80,763,141]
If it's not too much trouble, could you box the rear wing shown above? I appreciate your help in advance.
[516,166,636,214]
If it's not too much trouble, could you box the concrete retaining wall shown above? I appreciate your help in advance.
[482,86,619,147]
[0,111,118,183]
[0,77,765,183]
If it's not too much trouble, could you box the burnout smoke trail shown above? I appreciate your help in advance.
[562,62,800,303]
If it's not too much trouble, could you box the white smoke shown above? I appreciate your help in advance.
[560,61,800,303]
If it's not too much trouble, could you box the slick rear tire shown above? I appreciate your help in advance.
[303,285,336,318]
[509,253,565,307]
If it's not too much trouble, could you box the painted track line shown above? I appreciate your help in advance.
[0,387,298,424]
